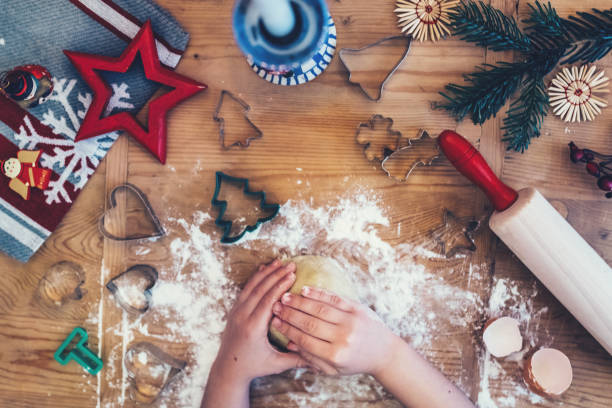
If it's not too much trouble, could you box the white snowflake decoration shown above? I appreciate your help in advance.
[395,0,459,42]
[12,77,134,204]
[548,65,609,123]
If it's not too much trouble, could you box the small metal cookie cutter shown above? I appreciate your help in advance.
[106,264,158,314]
[431,209,486,258]
[99,183,165,242]
[339,35,412,102]
[381,129,441,182]
[213,90,263,149]
[125,342,186,403]
[355,114,405,162]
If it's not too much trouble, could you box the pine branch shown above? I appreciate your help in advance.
[524,1,612,64]
[436,62,527,124]
[501,76,548,152]
[438,1,612,152]
[523,1,567,39]
[563,9,612,63]
[451,0,531,52]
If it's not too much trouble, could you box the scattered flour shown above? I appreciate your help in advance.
[94,191,543,407]
[132,245,152,256]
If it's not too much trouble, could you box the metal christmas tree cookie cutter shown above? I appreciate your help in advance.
[213,90,263,149]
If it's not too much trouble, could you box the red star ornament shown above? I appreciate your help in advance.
[64,20,206,164]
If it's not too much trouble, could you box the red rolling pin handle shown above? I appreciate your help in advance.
[438,130,518,211]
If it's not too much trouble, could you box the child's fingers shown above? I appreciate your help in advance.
[292,346,338,375]
[271,317,332,357]
[280,292,346,324]
[272,301,337,341]
[250,267,296,320]
[244,262,296,311]
[240,259,282,300]
[300,286,357,313]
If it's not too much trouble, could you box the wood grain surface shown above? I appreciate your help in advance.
[1,0,611,407]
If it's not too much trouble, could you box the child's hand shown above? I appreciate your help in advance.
[270,286,396,377]
[204,267,475,408]
[209,260,308,384]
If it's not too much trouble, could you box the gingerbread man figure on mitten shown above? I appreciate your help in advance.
[1,150,52,200]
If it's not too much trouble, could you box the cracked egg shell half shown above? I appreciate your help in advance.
[482,316,523,358]
[524,348,573,397]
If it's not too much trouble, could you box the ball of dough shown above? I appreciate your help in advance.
[269,255,357,349]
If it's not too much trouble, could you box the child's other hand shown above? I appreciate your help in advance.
[271,286,396,377]
[211,260,308,384]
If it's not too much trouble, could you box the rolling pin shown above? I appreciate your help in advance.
[438,130,612,355]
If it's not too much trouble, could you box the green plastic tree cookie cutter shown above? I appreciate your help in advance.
[54,327,103,375]
[211,171,280,244]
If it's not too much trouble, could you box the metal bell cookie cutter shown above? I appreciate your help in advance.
[339,35,412,102]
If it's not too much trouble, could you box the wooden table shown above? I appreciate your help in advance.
[1,0,611,407]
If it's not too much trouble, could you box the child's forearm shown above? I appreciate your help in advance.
[201,359,250,408]
[372,334,475,408]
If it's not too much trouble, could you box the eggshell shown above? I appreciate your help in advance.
[524,348,573,397]
[482,316,523,358]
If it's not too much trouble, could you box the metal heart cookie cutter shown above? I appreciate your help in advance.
[99,183,165,242]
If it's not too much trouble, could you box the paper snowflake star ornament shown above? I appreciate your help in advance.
[64,20,206,164]
[395,0,459,42]
[548,65,609,123]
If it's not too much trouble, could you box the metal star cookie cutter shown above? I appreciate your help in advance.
[213,90,263,149]
[54,327,103,375]
[381,129,441,182]
[211,171,280,244]
[99,183,165,242]
[431,209,485,258]
[339,35,412,102]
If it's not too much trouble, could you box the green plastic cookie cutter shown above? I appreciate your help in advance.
[211,171,280,244]
[54,327,103,375]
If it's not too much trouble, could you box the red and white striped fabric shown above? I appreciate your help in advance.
[70,0,185,67]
